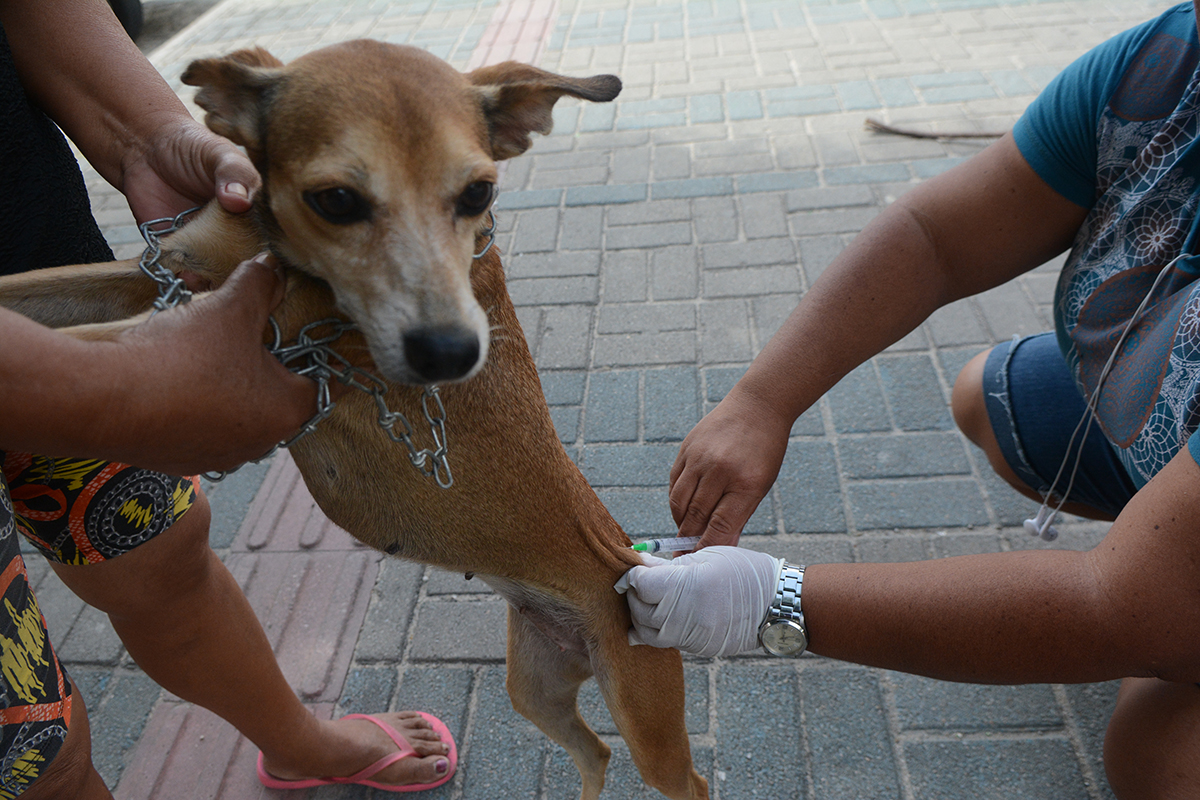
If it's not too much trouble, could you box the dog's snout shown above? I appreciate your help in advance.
[403,326,481,382]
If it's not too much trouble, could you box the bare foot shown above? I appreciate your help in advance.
[261,711,453,787]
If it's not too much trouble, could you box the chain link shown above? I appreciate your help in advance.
[136,207,455,488]
[138,208,200,315]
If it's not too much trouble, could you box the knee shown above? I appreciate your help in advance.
[1104,678,1200,800]
[951,348,993,448]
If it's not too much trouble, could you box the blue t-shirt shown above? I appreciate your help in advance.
[1014,2,1200,487]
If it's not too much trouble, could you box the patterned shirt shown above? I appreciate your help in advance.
[1014,2,1200,487]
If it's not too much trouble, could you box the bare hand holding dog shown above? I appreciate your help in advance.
[668,385,791,549]
[0,254,315,475]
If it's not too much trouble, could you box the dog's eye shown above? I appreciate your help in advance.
[456,181,495,217]
[304,188,370,224]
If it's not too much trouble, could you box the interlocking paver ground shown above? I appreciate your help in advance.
[45,0,1181,797]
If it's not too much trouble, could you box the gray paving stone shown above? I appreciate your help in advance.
[797,234,846,284]
[512,207,560,253]
[551,406,581,442]
[540,370,588,405]
[856,534,932,563]
[849,478,991,530]
[703,366,748,402]
[926,299,991,347]
[877,354,954,431]
[392,664,473,744]
[536,305,593,369]
[562,206,605,251]
[1063,682,1121,800]
[790,206,881,236]
[651,246,700,300]
[802,667,902,800]
[593,330,697,366]
[828,363,892,433]
[355,558,422,661]
[566,183,648,206]
[460,666,546,799]
[606,221,693,250]
[715,663,804,800]
[644,367,700,441]
[201,460,272,550]
[736,171,819,193]
[776,441,847,533]
[597,302,695,335]
[585,370,640,442]
[692,196,739,243]
[838,432,971,479]
[739,193,790,239]
[699,299,753,364]
[652,144,693,180]
[508,275,599,306]
[596,488,677,537]
[608,199,692,225]
[408,598,507,661]
[57,605,124,665]
[891,673,1061,730]
[337,666,397,716]
[904,738,1090,800]
[929,531,1004,557]
[578,444,677,488]
[603,250,650,302]
[507,250,601,279]
[89,670,161,789]
[784,186,875,216]
[703,265,801,297]
[652,177,734,200]
[752,293,803,343]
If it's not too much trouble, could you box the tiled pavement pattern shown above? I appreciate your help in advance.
[39,0,1181,797]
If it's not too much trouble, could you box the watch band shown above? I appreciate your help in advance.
[773,563,805,628]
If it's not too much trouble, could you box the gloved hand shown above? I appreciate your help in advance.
[614,546,782,657]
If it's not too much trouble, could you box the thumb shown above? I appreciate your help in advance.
[211,253,287,323]
[210,144,261,214]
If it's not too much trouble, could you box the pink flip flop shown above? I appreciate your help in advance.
[256,712,458,793]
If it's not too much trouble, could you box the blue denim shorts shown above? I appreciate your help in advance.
[982,332,1139,518]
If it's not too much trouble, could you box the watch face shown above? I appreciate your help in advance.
[762,619,807,657]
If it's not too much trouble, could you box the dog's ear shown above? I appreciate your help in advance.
[468,62,621,160]
[181,48,285,160]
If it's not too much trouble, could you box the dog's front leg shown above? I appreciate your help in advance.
[0,259,158,328]
[505,605,611,800]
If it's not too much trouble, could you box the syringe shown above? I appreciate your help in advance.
[631,536,701,554]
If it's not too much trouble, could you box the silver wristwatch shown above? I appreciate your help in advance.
[757,562,807,657]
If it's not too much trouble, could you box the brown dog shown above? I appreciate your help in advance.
[0,42,708,800]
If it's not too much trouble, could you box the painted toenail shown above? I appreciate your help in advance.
[436,759,449,774]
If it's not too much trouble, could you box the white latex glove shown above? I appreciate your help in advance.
[614,546,783,657]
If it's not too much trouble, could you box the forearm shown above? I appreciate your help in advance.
[0,309,122,459]
[0,0,191,188]
[805,452,1200,685]
[804,551,1119,684]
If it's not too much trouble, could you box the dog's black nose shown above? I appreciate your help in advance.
[403,325,481,382]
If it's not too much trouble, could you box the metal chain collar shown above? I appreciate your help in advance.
[134,206,500,490]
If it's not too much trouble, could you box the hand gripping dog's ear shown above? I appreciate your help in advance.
[468,62,621,161]
[181,48,286,164]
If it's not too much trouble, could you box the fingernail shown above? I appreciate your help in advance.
[436,759,449,774]
[226,182,249,199]
[251,251,271,265]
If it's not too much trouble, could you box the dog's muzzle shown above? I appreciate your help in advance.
[403,325,481,382]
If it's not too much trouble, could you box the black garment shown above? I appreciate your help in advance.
[0,20,113,276]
